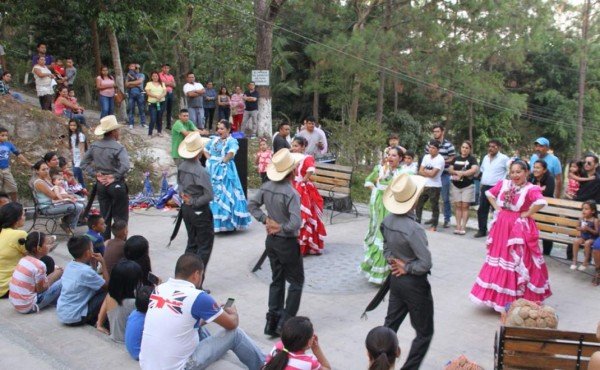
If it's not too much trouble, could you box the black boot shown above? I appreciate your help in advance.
[264,312,280,337]
[275,312,290,337]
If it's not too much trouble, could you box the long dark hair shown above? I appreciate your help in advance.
[366,326,399,370]
[108,260,143,305]
[124,235,152,285]
[264,317,314,370]
[24,231,47,254]
[0,202,24,230]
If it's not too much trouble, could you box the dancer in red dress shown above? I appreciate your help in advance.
[290,136,326,255]
[470,159,552,312]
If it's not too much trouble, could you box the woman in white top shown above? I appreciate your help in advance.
[32,57,54,110]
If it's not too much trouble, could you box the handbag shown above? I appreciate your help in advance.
[114,87,125,107]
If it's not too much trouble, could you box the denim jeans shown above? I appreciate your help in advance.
[164,92,174,128]
[128,91,146,126]
[187,327,266,370]
[63,110,88,128]
[188,107,204,129]
[148,103,163,135]
[40,202,84,229]
[441,172,452,222]
[11,92,25,103]
[99,95,115,118]
[34,280,62,312]
[73,167,85,188]
[218,107,230,121]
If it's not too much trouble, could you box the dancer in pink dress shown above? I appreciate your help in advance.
[470,160,552,312]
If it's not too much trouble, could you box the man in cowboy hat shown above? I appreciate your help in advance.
[81,115,130,239]
[177,132,214,285]
[381,173,434,370]
[248,148,303,337]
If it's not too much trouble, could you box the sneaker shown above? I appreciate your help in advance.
[578,265,588,271]
[474,231,487,238]
[424,219,434,225]
[570,264,578,270]
[443,220,451,228]
[142,124,147,128]
[128,125,133,130]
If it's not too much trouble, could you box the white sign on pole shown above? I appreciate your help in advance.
[252,70,270,86]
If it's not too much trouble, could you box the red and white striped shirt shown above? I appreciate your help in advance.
[265,341,321,370]
[9,256,47,313]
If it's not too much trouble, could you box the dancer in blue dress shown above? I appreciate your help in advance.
[204,120,252,232]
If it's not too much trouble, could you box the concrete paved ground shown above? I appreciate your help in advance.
[1,198,598,370]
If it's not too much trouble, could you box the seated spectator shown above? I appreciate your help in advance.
[103,220,128,275]
[264,316,331,370]
[57,236,108,326]
[84,214,106,256]
[570,200,599,271]
[139,253,266,370]
[124,235,154,286]
[0,72,25,102]
[44,152,60,171]
[32,160,84,235]
[96,260,142,343]
[0,203,29,298]
[575,154,600,202]
[54,86,87,128]
[9,231,63,313]
[365,326,400,370]
[125,285,153,361]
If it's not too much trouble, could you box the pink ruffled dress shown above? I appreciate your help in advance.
[469,179,552,312]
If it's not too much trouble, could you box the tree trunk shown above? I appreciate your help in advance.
[576,0,591,159]
[467,99,474,143]
[107,27,126,121]
[90,18,101,76]
[174,4,194,111]
[312,62,320,120]
[350,76,361,123]
[375,0,392,124]
[254,0,287,138]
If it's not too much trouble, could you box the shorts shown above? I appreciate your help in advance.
[0,168,18,193]
[451,183,474,203]
[593,238,600,251]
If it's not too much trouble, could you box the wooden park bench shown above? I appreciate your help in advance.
[533,197,582,248]
[495,325,600,369]
[312,162,358,224]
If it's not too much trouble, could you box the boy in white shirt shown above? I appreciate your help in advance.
[416,140,445,231]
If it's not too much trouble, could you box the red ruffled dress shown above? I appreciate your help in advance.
[470,179,552,312]
[293,155,327,255]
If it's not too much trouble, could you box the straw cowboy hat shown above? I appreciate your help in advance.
[266,148,298,181]
[383,173,427,215]
[94,115,122,136]
[178,132,211,159]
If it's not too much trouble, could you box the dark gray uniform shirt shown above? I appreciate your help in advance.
[248,179,301,238]
[177,159,213,208]
[381,212,432,275]
[81,138,130,181]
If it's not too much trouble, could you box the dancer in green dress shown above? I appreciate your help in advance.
[361,147,407,284]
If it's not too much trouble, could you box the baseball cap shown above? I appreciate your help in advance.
[534,137,550,146]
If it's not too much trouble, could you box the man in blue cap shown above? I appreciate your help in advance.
[529,137,562,256]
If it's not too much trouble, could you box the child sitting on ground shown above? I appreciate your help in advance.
[571,200,599,271]
[56,236,108,326]
[84,214,107,256]
[103,220,128,275]
[9,231,63,313]
[264,316,331,370]
[125,285,153,360]
[68,88,84,114]
[365,326,400,370]
[255,137,273,183]
[96,260,143,343]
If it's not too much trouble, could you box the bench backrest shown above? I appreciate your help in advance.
[497,326,600,369]
[533,197,583,240]
[312,163,353,195]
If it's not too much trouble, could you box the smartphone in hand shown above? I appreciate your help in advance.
[224,298,235,308]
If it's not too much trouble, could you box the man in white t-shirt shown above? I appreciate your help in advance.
[139,254,265,370]
[183,72,205,129]
[416,140,446,231]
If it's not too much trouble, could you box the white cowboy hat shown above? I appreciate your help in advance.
[266,148,298,182]
[383,173,427,215]
[178,132,211,159]
[94,115,122,136]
